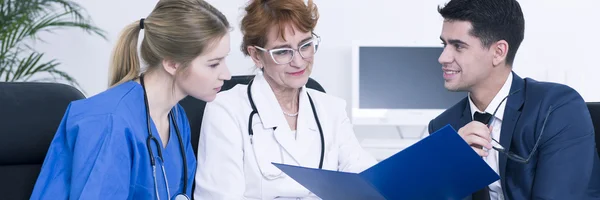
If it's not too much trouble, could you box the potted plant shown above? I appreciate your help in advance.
[1,0,106,92]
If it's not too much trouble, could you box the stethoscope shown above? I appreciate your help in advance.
[246,78,325,179]
[140,74,190,200]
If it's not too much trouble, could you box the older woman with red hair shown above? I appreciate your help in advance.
[193,0,377,199]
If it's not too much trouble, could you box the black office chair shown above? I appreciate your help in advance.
[178,75,326,158]
[587,102,600,157]
[0,82,85,200]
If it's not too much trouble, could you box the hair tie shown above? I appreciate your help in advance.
[139,18,145,29]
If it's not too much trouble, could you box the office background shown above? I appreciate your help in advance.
[29,0,600,160]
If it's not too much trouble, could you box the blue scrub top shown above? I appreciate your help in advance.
[30,81,197,199]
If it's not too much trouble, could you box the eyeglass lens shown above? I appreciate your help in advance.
[270,39,318,64]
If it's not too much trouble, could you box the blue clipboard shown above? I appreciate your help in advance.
[273,124,499,200]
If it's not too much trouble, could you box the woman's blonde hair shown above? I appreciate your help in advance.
[109,0,230,87]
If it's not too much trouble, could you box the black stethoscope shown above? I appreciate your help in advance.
[246,79,325,171]
[140,74,190,200]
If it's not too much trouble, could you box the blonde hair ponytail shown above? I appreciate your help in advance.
[108,21,142,87]
[108,0,230,87]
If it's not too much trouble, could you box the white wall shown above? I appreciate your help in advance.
[32,0,600,159]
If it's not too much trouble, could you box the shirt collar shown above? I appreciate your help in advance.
[469,72,513,121]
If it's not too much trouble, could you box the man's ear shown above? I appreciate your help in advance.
[492,40,509,67]
[247,46,264,69]
[162,59,179,76]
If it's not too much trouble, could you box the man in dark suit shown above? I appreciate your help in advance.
[428,0,600,199]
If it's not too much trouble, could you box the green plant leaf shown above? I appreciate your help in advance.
[8,51,85,93]
[1,0,106,94]
[11,51,43,81]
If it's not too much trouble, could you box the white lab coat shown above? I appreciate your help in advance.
[193,73,377,200]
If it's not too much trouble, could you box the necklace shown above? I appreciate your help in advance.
[282,98,299,117]
[283,111,298,117]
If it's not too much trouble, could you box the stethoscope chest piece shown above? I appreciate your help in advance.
[173,194,190,200]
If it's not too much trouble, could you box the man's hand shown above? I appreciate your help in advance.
[458,121,493,157]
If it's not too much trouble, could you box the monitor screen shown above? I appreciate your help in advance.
[357,46,467,110]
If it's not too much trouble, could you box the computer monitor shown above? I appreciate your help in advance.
[351,43,468,126]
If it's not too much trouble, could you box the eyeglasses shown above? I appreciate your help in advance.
[254,33,321,65]
[485,88,553,164]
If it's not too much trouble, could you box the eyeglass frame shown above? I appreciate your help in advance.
[253,33,321,65]
[483,87,554,164]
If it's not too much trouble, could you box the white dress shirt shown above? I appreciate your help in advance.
[468,73,512,200]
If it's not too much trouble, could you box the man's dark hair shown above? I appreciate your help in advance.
[438,0,525,66]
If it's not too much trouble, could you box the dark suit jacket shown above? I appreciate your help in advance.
[428,72,600,199]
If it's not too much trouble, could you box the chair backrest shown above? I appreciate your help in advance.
[587,102,600,157]
[178,75,326,157]
[0,82,85,200]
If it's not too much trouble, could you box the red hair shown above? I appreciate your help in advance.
[240,0,319,56]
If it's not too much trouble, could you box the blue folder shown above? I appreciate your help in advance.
[273,124,500,200]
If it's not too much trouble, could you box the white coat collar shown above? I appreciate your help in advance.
[250,73,321,167]
[250,73,318,132]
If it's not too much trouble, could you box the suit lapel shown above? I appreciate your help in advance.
[459,98,472,129]
[498,72,525,193]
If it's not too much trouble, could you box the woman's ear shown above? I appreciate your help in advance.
[161,59,179,76]
[247,46,264,69]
